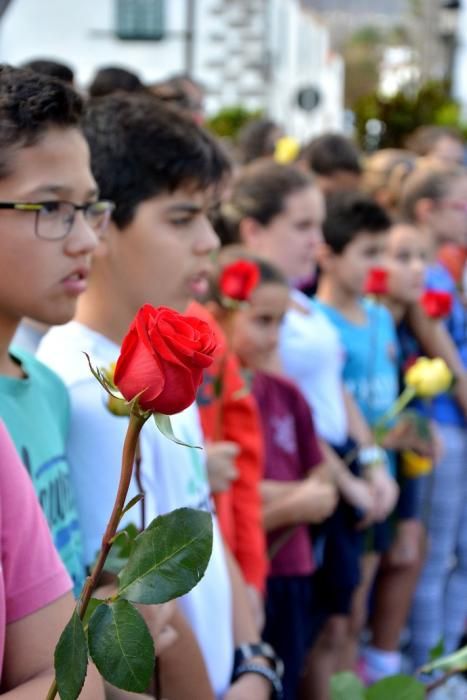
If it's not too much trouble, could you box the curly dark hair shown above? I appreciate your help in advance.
[83,92,231,229]
[323,191,391,254]
[0,65,83,176]
[21,58,75,85]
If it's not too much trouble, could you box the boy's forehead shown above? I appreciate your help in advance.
[0,127,97,198]
[153,186,214,211]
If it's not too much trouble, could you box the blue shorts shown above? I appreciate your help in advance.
[312,439,364,615]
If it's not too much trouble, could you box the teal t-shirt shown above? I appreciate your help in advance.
[0,347,85,595]
[315,298,399,427]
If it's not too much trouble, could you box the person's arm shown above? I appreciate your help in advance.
[261,473,337,531]
[343,387,374,446]
[2,592,104,699]
[341,388,399,519]
[318,440,375,513]
[407,303,467,418]
[222,549,271,700]
[158,606,215,700]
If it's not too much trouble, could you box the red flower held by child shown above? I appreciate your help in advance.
[114,305,217,414]
[219,260,260,303]
[364,267,389,296]
[421,290,453,320]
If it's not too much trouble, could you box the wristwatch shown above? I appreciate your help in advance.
[358,444,389,470]
[232,643,284,698]
[233,662,283,698]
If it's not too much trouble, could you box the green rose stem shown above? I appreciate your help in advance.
[45,411,148,700]
[373,385,417,441]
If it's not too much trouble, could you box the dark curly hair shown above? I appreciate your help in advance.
[0,65,83,177]
[83,92,231,229]
[323,191,391,254]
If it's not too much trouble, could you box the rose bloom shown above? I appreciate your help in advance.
[420,289,453,319]
[219,260,260,303]
[114,305,217,414]
[364,267,389,296]
[405,357,452,398]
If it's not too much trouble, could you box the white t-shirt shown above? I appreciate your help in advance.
[279,289,348,447]
[38,322,233,697]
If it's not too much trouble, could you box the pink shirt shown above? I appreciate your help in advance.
[0,421,72,679]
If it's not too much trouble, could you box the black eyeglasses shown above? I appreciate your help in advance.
[0,200,115,240]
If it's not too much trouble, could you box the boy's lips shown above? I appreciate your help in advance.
[61,267,89,295]
[188,270,210,298]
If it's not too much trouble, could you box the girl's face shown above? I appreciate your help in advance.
[386,222,427,305]
[231,282,289,370]
[430,175,467,248]
[254,185,325,282]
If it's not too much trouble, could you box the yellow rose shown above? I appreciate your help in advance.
[400,450,433,478]
[404,357,452,398]
[274,136,300,164]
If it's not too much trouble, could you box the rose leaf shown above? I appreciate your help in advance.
[330,672,365,700]
[88,600,154,692]
[366,675,425,700]
[55,610,89,700]
[117,507,213,604]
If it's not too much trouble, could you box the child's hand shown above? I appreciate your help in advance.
[382,415,434,456]
[362,465,399,523]
[342,475,376,514]
[205,441,239,493]
[297,479,338,523]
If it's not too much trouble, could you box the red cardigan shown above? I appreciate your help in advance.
[188,301,267,593]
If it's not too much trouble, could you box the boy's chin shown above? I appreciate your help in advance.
[38,303,77,327]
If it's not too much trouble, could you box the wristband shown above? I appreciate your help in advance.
[233,642,284,679]
[358,445,389,469]
[232,662,283,699]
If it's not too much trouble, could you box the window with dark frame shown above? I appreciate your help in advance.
[115,0,164,40]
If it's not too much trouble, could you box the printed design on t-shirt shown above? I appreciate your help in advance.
[270,414,297,456]
[176,424,213,513]
[21,445,84,593]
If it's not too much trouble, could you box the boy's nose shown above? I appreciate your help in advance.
[195,219,220,255]
[65,212,100,256]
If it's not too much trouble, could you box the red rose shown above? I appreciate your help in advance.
[219,260,260,303]
[114,305,217,414]
[365,267,389,296]
[421,290,453,319]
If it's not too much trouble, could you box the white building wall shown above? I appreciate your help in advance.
[0,0,344,138]
[267,1,344,141]
[0,0,187,86]
[452,3,467,120]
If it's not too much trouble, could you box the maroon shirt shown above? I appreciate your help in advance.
[253,371,323,577]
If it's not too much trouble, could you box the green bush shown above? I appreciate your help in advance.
[354,80,467,149]
[205,105,263,140]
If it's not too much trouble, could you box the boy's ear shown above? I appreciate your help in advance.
[238,216,263,246]
[413,197,434,225]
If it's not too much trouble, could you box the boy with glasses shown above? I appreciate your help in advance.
[0,65,109,595]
